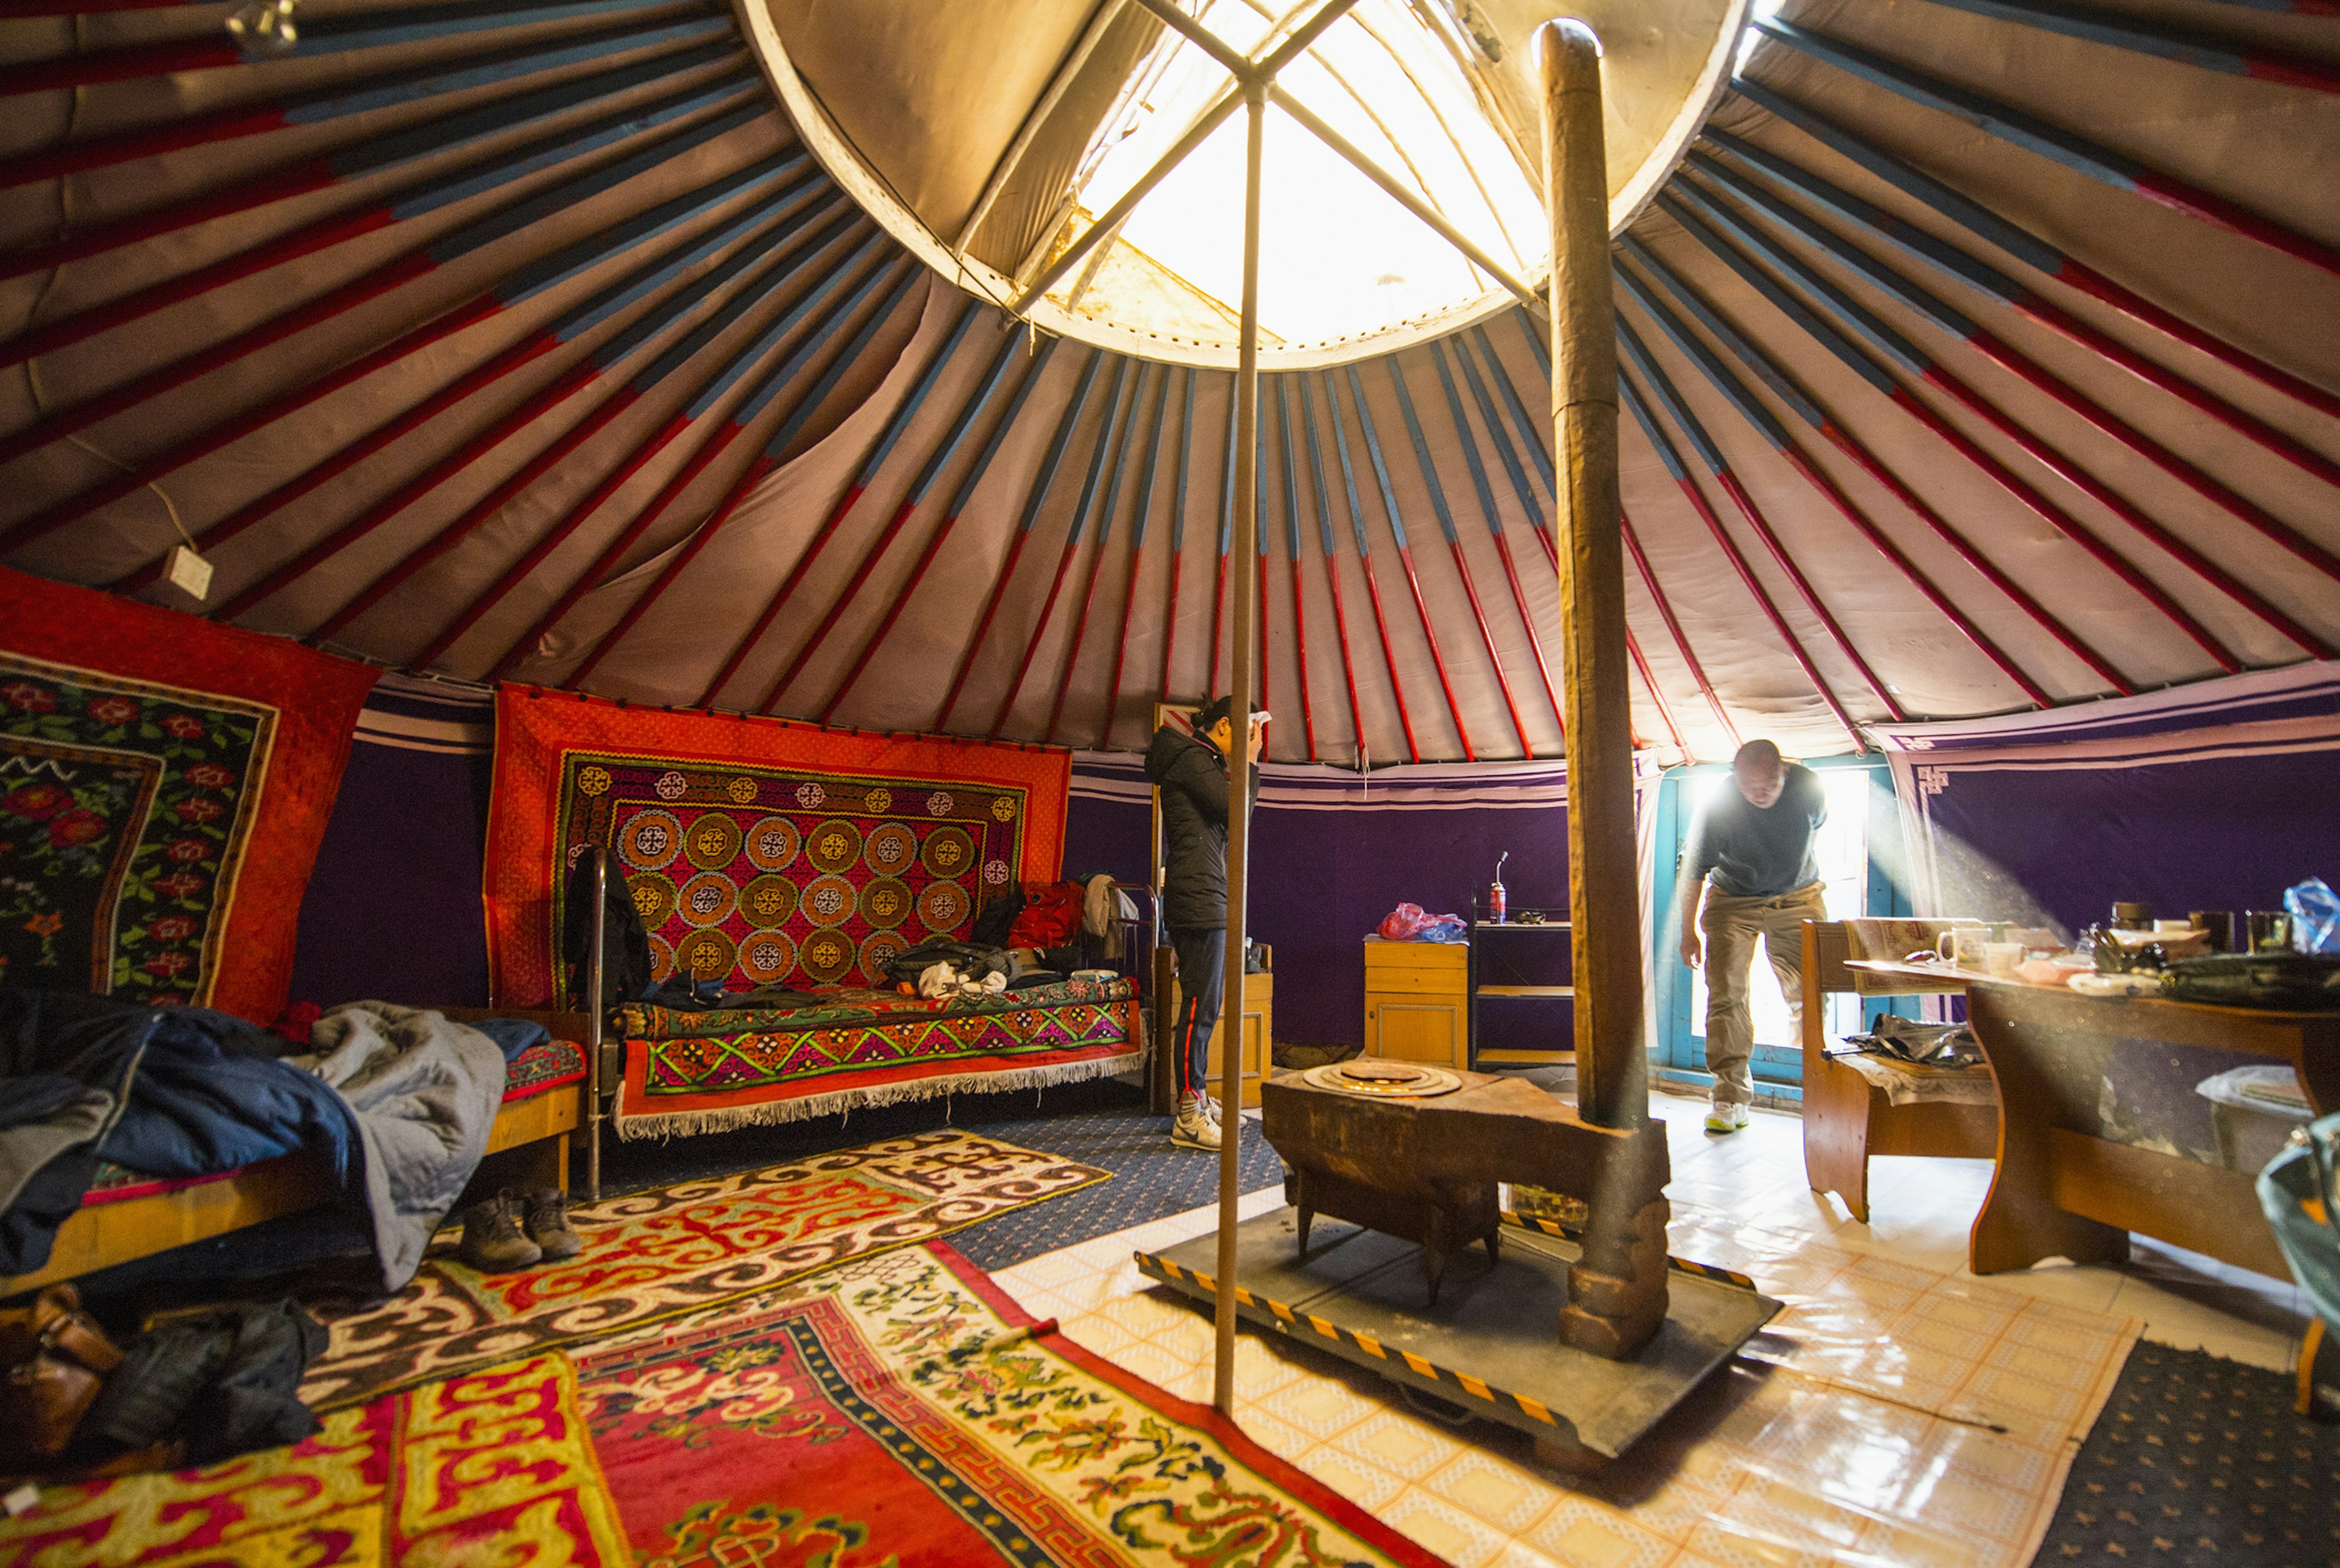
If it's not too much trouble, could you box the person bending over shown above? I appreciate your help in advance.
[1143,696,1263,1151]
[1677,739,1826,1134]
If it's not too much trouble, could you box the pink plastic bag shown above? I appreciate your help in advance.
[1378,903,1467,942]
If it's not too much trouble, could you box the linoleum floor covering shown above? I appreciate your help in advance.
[982,1084,2325,1567]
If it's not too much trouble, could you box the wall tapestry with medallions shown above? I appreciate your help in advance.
[0,567,379,1023]
[483,687,1071,1008]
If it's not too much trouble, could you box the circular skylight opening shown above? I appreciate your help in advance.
[742,0,1749,367]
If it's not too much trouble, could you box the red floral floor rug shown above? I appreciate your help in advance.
[300,1130,1107,1411]
[0,1353,626,1566]
[575,1241,1449,1568]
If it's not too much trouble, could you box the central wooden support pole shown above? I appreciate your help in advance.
[1543,18,1667,1360]
[1213,80,1266,1419]
[1542,21,1643,1133]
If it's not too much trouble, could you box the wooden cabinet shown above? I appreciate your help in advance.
[1176,968,1272,1108]
[1364,938,1467,1069]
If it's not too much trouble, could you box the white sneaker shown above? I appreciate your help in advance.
[1201,1093,1224,1125]
[1172,1094,1222,1151]
[1704,1102,1750,1135]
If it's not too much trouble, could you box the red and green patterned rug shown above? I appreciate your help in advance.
[300,1129,1108,1410]
[0,1352,627,1566]
[575,1240,1448,1567]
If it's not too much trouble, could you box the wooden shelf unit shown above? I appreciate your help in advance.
[1466,906,1575,1069]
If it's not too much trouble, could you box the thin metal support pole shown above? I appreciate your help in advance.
[1214,81,1264,1423]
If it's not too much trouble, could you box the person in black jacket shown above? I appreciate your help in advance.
[1143,696,1264,1151]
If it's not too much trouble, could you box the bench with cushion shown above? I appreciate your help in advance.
[1800,920,1998,1222]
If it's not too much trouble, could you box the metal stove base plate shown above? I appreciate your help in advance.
[1136,1205,1780,1459]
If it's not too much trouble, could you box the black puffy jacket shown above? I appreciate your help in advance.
[1144,724,1258,931]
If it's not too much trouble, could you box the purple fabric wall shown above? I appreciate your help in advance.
[1068,755,1576,1049]
[288,679,494,1008]
[1912,751,2339,939]
[1877,664,2340,942]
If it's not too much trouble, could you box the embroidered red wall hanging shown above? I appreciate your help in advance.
[0,567,378,1021]
[485,688,1071,1008]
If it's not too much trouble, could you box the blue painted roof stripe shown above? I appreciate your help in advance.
[286,0,712,61]
[1619,316,1731,472]
[1274,375,1304,561]
[388,73,756,220]
[1127,360,1174,549]
[1619,275,1778,461]
[567,166,826,353]
[1615,239,1815,440]
[336,40,738,179]
[756,260,921,458]
[1617,372,1693,483]
[1753,18,2147,191]
[1450,332,1548,527]
[1342,364,1413,552]
[1689,146,1992,334]
[1511,306,1553,377]
[1296,374,1339,558]
[430,97,765,262]
[1467,324,1556,498]
[907,321,1021,506]
[495,145,800,305]
[1219,373,1238,558]
[682,224,881,420]
[1427,340,1510,539]
[1103,361,1160,548]
[1065,358,1136,548]
[1018,348,1107,536]
[725,250,896,430]
[283,14,733,125]
[1318,371,1373,556]
[1166,367,1196,553]
[1256,392,1269,562]
[1657,188,1916,388]
[853,297,979,487]
[1701,131,2020,310]
[1728,79,2065,277]
[629,204,857,391]
[1915,0,2274,80]
[1384,360,1464,545]
[944,333,1062,517]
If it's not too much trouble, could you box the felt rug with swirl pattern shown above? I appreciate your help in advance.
[297,1129,1106,1410]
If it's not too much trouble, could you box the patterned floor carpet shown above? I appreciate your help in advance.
[600,1076,1286,1269]
[2037,1341,2340,1567]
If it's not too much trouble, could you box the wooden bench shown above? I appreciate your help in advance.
[1,1008,586,1298]
[1800,921,1998,1222]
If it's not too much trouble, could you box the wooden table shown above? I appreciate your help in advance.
[1846,962,2340,1280]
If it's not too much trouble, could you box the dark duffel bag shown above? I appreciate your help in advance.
[2160,954,2340,1010]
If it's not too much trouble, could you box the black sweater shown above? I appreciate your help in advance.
[1143,725,1260,930]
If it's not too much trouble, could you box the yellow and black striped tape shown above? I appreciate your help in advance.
[1138,1252,1562,1430]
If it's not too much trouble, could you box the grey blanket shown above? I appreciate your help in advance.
[291,1003,505,1293]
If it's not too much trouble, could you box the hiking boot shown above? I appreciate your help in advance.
[1172,1093,1222,1151]
[458,1192,542,1272]
[1704,1102,1751,1135]
[523,1189,583,1261]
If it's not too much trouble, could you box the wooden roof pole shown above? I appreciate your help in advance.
[1542,21,1644,1133]
[1213,78,1266,1421]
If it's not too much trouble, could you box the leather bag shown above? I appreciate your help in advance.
[0,1283,126,1469]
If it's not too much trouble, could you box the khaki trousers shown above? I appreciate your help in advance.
[1699,881,1827,1107]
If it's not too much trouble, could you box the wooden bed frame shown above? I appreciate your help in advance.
[0,1007,588,1298]
[1799,921,1998,1223]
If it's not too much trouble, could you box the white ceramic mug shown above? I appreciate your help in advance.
[1935,928,1987,968]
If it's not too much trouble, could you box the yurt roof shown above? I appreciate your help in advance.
[2,0,2334,766]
